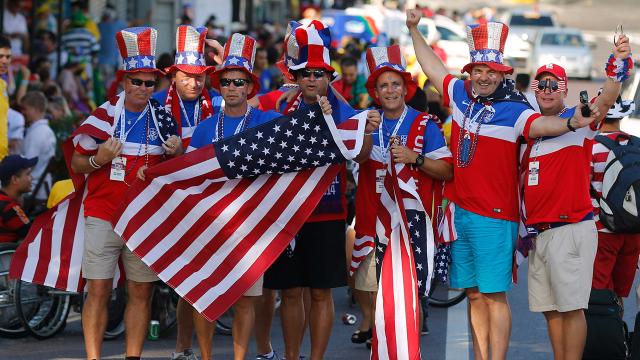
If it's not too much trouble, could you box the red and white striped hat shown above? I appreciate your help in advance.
[461,22,513,74]
[364,45,417,104]
[115,27,164,79]
[210,33,260,99]
[165,25,214,75]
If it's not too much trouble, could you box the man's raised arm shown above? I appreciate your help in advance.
[406,9,449,95]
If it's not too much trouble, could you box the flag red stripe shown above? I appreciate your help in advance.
[183,170,314,301]
[381,246,398,356]
[55,194,84,289]
[166,176,283,292]
[136,179,253,271]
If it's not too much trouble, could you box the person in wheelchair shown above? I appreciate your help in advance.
[0,154,36,243]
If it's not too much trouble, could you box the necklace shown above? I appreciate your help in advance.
[378,106,408,165]
[456,100,496,168]
[178,95,201,128]
[215,106,253,141]
[118,109,150,187]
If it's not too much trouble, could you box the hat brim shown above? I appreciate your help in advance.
[461,61,513,75]
[165,64,215,75]
[116,68,165,81]
[289,61,336,74]
[365,67,417,105]
[210,66,260,100]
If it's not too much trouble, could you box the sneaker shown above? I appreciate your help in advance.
[171,348,199,360]
[256,350,281,360]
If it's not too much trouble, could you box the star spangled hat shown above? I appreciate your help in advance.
[285,20,335,74]
[461,22,513,75]
[364,45,417,104]
[115,27,164,79]
[165,25,214,75]
[210,33,260,99]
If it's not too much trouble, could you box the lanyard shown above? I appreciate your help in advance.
[117,103,149,142]
[378,105,408,163]
[178,95,200,128]
[214,107,252,142]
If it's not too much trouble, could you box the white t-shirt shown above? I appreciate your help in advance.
[3,10,28,55]
[8,107,24,140]
[22,118,56,200]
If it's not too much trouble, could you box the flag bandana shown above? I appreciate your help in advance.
[112,104,366,321]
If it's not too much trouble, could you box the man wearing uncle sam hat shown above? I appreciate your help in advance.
[406,9,601,359]
[70,26,182,360]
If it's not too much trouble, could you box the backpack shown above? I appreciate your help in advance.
[583,289,630,360]
[594,134,640,233]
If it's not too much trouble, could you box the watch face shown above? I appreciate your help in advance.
[415,155,424,166]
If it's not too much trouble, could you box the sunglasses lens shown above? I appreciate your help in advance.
[144,81,156,88]
[537,82,544,91]
[233,79,246,87]
[130,78,142,86]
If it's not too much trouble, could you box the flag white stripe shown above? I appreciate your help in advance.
[139,180,240,265]
[164,176,272,287]
[193,167,329,311]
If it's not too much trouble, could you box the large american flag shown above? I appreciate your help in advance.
[112,104,366,321]
[371,146,434,360]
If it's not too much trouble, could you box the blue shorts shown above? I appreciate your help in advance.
[450,205,518,293]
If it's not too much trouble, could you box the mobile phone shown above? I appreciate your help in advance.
[580,90,591,117]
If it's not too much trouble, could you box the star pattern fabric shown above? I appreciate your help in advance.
[434,242,451,284]
[214,106,341,179]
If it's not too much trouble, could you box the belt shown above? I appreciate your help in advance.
[529,213,594,235]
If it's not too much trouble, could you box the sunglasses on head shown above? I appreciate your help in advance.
[299,69,326,79]
[220,78,250,87]
[129,77,157,88]
[531,79,566,93]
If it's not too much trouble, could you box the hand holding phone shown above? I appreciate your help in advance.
[580,90,591,117]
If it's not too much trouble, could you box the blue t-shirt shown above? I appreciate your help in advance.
[372,106,448,157]
[113,109,167,147]
[188,108,281,151]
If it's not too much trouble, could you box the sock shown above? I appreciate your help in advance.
[260,350,275,358]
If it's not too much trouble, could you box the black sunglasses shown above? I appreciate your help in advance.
[220,78,250,87]
[537,79,559,92]
[129,77,157,88]
[299,69,326,79]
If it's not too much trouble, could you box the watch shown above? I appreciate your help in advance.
[414,154,425,167]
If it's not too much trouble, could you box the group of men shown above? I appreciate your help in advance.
[1,7,637,360]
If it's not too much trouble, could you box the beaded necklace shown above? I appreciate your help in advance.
[114,107,150,187]
[215,106,253,141]
[456,100,496,168]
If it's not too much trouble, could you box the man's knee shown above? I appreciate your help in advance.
[281,287,303,301]
[310,288,332,302]
[127,280,154,303]
[86,279,113,302]
[235,296,257,312]
[466,287,483,302]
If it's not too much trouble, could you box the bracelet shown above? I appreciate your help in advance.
[20,79,28,87]
[605,54,633,83]
[89,156,102,169]
[566,116,577,132]
[364,132,373,136]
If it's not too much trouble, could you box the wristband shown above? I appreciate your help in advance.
[566,116,577,132]
[20,79,29,87]
[89,155,102,169]
[605,54,633,83]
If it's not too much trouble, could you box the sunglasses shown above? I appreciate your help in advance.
[220,78,250,87]
[129,77,157,88]
[299,69,326,79]
[531,79,566,93]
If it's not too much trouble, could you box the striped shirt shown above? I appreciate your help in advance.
[61,28,100,63]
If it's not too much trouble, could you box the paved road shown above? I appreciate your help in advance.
[3,262,639,359]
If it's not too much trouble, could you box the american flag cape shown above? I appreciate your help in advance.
[371,147,434,360]
[6,93,150,290]
[112,104,366,321]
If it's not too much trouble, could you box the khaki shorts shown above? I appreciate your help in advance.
[354,251,378,292]
[528,220,597,313]
[82,217,158,283]
[244,275,264,297]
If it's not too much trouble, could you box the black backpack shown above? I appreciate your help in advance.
[594,134,640,233]
[583,289,630,360]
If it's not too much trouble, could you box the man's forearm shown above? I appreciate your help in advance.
[593,77,621,121]
[409,26,448,95]
[355,134,373,163]
[419,157,452,181]
[71,152,103,174]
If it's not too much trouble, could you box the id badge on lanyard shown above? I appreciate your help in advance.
[110,156,126,181]
[376,169,386,193]
[528,161,540,186]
